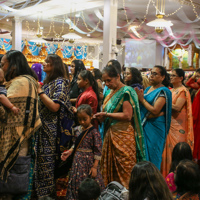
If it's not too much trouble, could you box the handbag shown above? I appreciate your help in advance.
[99,181,129,200]
[0,155,31,194]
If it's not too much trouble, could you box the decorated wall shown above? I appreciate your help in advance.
[0,38,87,59]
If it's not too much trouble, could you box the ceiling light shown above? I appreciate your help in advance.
[87,33,91,37]
[147,14,173,33]
[75,13,80,18]
[30,37,47,47]
[62,28,82,43]
[6,19,9,22]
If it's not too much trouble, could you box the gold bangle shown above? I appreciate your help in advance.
[105,111,107,116]
[142,99,146,105]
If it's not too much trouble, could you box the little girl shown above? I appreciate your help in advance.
[72,70,99,128]
[61,104,104,200]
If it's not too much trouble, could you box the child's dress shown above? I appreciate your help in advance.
[66,126,105,200]
[165,172,176,192]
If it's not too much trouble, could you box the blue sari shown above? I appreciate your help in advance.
[140,86,172,170]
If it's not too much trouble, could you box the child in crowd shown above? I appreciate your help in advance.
[165,142,193,193]
[0,68,19,116]
[78,178,101,200]
[73,70,99,128]
[61,104,104,200]
[174,159,200,199]
[129,161,173,200]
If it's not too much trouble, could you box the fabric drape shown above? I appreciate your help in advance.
[161,86,194,177]
[140,86,172,170]
[33,77,74,198]
[0,75,41,181]
[101,86,146,189]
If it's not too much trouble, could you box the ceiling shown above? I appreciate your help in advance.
[0,0,200,45]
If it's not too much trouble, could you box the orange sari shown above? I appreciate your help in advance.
[161,86,194,177]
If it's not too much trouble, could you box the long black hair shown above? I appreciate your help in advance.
[92,68,102,81]
[4,50,37,81]
[44,54,67,84]
[71,60,86,78]
[170,142,193,173]
[154,65,170,87]
[129,161,173,200]
[126,67,143,86]
[175,159,200,195]
[79,70,100,111]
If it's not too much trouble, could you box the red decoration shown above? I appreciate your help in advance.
[3,39,9,44]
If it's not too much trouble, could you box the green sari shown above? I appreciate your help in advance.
[101,86,146,188]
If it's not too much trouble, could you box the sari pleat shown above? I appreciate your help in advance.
[101,86,145,189]
[161,86,194,177]
[140,86,172,170]
[101,122,136,188]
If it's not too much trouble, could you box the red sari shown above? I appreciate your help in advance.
[193,89,200,160]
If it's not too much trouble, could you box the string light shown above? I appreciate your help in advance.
[122,0,130,24]
[81,11,101,32]
[189,0,200,19]
[151,0,185,17]
[138,0,152,28]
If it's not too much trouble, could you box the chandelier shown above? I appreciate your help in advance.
[30,27,47,47]
[146,0,173,33]
[62,28,82,43]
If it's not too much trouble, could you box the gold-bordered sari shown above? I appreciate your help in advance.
[100,86,145,188]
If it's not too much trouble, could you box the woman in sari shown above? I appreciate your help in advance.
[95,65,146,189]
[161,69,194,177]
[0,50,41,200]
[32,54,74,199]
[135,65,172,170]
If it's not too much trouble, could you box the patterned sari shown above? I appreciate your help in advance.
[0,75,41,200]
[161,86,194,177]
[0,75,41,181]
[140,86,172,170]
[33,77,74,198]
[101,86,145,189]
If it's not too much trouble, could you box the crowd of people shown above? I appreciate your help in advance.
[0,50,200,200]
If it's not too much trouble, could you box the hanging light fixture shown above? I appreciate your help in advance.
[146,0,173,33]
[30,14,47,47]
[62,28,82,43]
